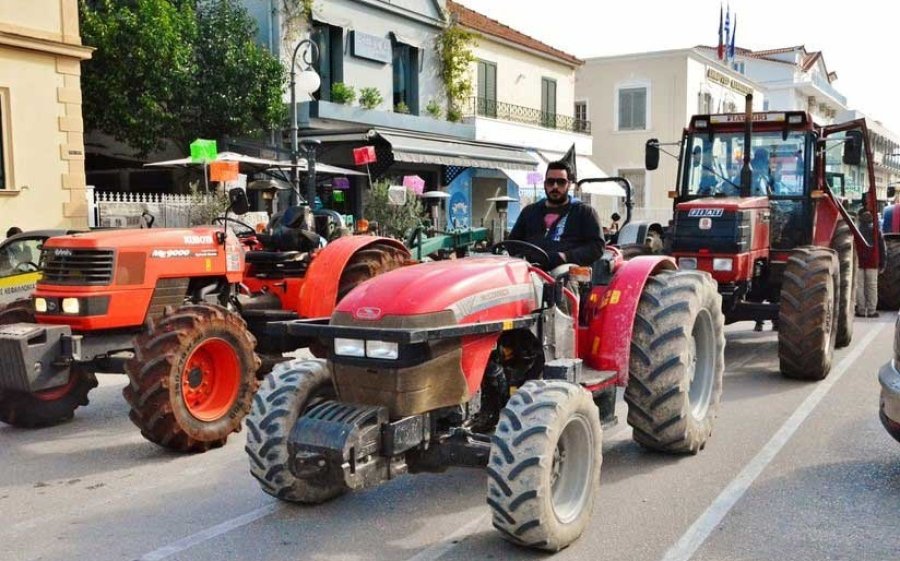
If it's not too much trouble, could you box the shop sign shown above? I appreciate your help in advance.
[351,31,391,64]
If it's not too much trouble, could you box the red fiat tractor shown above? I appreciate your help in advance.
[0,190,408,452]
[645,97,880,381]
[245,180,726,551]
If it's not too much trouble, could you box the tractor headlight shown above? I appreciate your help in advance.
[34,297,48,313]
[335,338,366,357]
[713,258,734,272]
[679,257,698,270]
[366,340,399,360]
[61,298,81,315]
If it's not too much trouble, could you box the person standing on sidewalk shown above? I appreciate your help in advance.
[856,208,886,318]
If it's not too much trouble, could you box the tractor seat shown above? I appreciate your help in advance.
[245,251,305,264]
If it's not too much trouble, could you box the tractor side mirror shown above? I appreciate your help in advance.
[888,185,897,200]
[228,188,250,215]
[645,139,660,171]
[843,130,863,166]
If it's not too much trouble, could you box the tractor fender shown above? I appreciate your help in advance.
[584,255,676,385]
[297,236,410,318]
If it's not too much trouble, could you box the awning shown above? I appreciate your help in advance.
[533,151,622,197]
[389,31,422,49]
[313,13,352,29]
[376,131,538,171]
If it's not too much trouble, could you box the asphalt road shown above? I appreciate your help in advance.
[3,318,899,561]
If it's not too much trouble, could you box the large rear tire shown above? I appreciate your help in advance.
[124,304,261,453]
[487,380,602,551]
[878,237,900,310]
[244,359,347,503]
[778,247,839,381]
[624,270,725,454]
[831,220,855,348]
[336,242,410,302]
[0,299,98,427]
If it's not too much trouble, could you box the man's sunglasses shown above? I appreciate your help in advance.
[544,178,569,187]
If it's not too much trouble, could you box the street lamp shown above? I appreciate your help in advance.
[289,38,321,207]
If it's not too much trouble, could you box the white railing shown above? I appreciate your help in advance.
[89,190,219,228]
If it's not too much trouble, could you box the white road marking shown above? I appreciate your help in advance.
[138,503,283,561]
[659,322,886,561]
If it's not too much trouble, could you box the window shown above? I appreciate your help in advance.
[476,60,497,117]
[619,168,646,207]
[392,42,419,114]
[698,91,712,114]
[541,77,557,128]
[618,86,647,131]
[312,23,343,102]
[574,100,588,132]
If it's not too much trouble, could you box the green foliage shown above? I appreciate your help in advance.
[358,87,383,110]
[188,181,229,225]
[436,21,475,120]
[394,101,410,114]
[80,0,286,156]
[280,0,316,43]
[446,106,463,123]
[330,82,356,104]
[364,180,423,239]
[425,98,442,119]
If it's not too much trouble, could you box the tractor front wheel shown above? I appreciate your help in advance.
[778,247,839,381]
[124,304,261,453]
[487,380,602,551]
[0,367,98,428]
[245,359,347,503]
[624,269,725,454]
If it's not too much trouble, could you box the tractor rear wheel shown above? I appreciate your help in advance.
[624,269,725,454]
[487,380,601,551]
[831,220,856,347]
[878,237,900,310]
[778,247,839,381]
[0,299,97,427]
[337,242,410,302]
[124,304,261,453]
[245,359,347,503]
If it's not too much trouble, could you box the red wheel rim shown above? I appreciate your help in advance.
[181,338,241,422]
[34,374,79,402]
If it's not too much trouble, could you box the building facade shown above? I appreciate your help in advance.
[447,0,599,229]
[576,49,765,223]
[0,0,92,231]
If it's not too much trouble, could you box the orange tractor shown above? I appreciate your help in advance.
[0,189,408,452]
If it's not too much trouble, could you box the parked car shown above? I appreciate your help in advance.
[879,313,900,443]
[0,230,76,305]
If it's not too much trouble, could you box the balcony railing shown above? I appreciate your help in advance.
[463,97,591,134]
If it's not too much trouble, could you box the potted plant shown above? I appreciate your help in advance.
[394,101,410,114]
[425,99,442,119]
[359,87,383,110]
[331,82,356,105]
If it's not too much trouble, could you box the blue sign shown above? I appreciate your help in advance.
[351,31,392,64]
[449,191,470,229]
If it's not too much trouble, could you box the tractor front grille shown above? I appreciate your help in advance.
[40,248,116,286]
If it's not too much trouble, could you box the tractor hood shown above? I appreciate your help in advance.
[335,257,540,322]
[43,228,224,251]
[676,196,769,214]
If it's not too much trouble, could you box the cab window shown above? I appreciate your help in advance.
[0,238,42,277]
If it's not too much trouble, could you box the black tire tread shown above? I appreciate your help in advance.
[831,220,855,347]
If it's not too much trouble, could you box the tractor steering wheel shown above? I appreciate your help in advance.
[212,216,258,238]
[491,240,551,269]
[14,261,39,273]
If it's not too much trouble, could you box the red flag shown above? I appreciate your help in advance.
[353,146,376,165]
[717,4,724,60]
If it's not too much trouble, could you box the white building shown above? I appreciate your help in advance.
[576,48,766,223]
[448,1,603,228]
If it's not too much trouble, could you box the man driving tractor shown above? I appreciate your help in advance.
[507,160,605,269]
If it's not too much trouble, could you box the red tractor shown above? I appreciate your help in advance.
[0,190,409,452]
[244,187,726,551]
[645,97,880,381]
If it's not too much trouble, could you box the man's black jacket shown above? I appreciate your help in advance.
[508,198,605,268]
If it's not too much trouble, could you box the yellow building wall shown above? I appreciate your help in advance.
[0,0,90,231]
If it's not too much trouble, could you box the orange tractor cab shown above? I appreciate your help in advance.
[244,179,726,551]
[0,189,408,452]
[645,98,880,381]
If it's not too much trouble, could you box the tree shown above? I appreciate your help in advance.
[80,0,285,156]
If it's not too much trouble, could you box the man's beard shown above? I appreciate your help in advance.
[546,190,567,205]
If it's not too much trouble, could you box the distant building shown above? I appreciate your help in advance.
[0,0,92,230]
[576,48,765,222]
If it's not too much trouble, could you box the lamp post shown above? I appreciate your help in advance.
[289,38,321,207]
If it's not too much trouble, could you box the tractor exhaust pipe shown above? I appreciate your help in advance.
[740,94,753,197]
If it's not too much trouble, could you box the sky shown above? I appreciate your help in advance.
[456,0,900,134]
